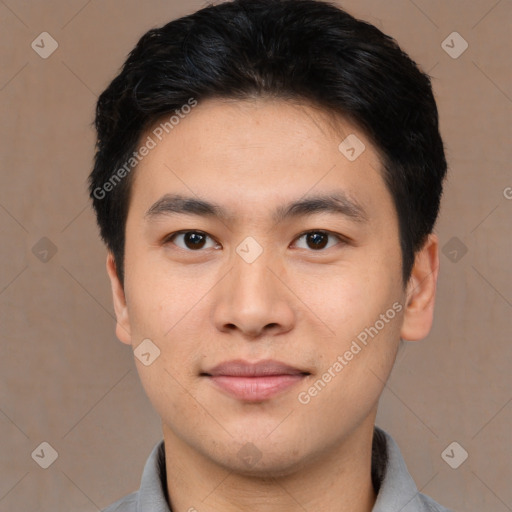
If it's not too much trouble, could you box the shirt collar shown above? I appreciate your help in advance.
[372,428,432,511]
[137,440,170,512]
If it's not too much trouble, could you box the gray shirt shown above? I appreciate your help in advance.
[102,427,452,512]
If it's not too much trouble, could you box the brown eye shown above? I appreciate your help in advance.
[293,230,344,251]
[306,232,328,249]
[165,231,219,251]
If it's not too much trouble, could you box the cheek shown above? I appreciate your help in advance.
[124,257,194,337]
[297,257,399,335]
[297,249,404,383]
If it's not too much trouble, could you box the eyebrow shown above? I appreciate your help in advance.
[144,191,368,224]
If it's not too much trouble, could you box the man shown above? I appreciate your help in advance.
[89,0,450,510]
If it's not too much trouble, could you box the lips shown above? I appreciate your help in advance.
[203,358,309,377]
[201,359,310,401]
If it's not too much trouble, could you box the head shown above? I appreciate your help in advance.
[89,0,446,478]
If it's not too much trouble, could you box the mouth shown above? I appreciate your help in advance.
[200,359,311,402]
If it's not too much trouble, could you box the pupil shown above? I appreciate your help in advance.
[308,232,327,249]
[186,232,205,249]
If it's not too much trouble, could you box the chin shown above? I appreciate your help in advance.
[221,453,309,479]
[205,436,314,479]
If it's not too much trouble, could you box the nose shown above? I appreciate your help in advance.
[212,247,296,339]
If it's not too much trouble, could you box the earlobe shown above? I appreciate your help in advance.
[400,234,440,342]
[106,253,132,345]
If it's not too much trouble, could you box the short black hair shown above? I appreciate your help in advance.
[89,0,447,286]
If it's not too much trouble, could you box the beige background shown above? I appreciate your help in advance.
[1,0,510,511]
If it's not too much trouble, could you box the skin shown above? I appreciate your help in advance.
[106,97,439,512]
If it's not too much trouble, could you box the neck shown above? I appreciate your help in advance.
[162,417,378,512]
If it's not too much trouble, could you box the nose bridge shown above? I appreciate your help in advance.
[230,236,277,302]
[212,235,295,337]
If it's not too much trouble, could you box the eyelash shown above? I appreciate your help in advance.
[162,229,348,252]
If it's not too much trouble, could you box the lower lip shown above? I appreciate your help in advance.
[207,374,307,401]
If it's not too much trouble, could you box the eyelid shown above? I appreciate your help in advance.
[163,230,220,249]
[292,229,348,250]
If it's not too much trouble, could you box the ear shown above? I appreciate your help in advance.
[106,252,132,345]
[400,234,440,342]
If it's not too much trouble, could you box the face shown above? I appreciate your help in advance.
[108,98,438,476]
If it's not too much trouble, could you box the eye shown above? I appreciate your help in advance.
[292,230,345,251]
[163,229,346,252]
[164,230,220,251]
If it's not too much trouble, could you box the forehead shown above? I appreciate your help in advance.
[128,97,393,224]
